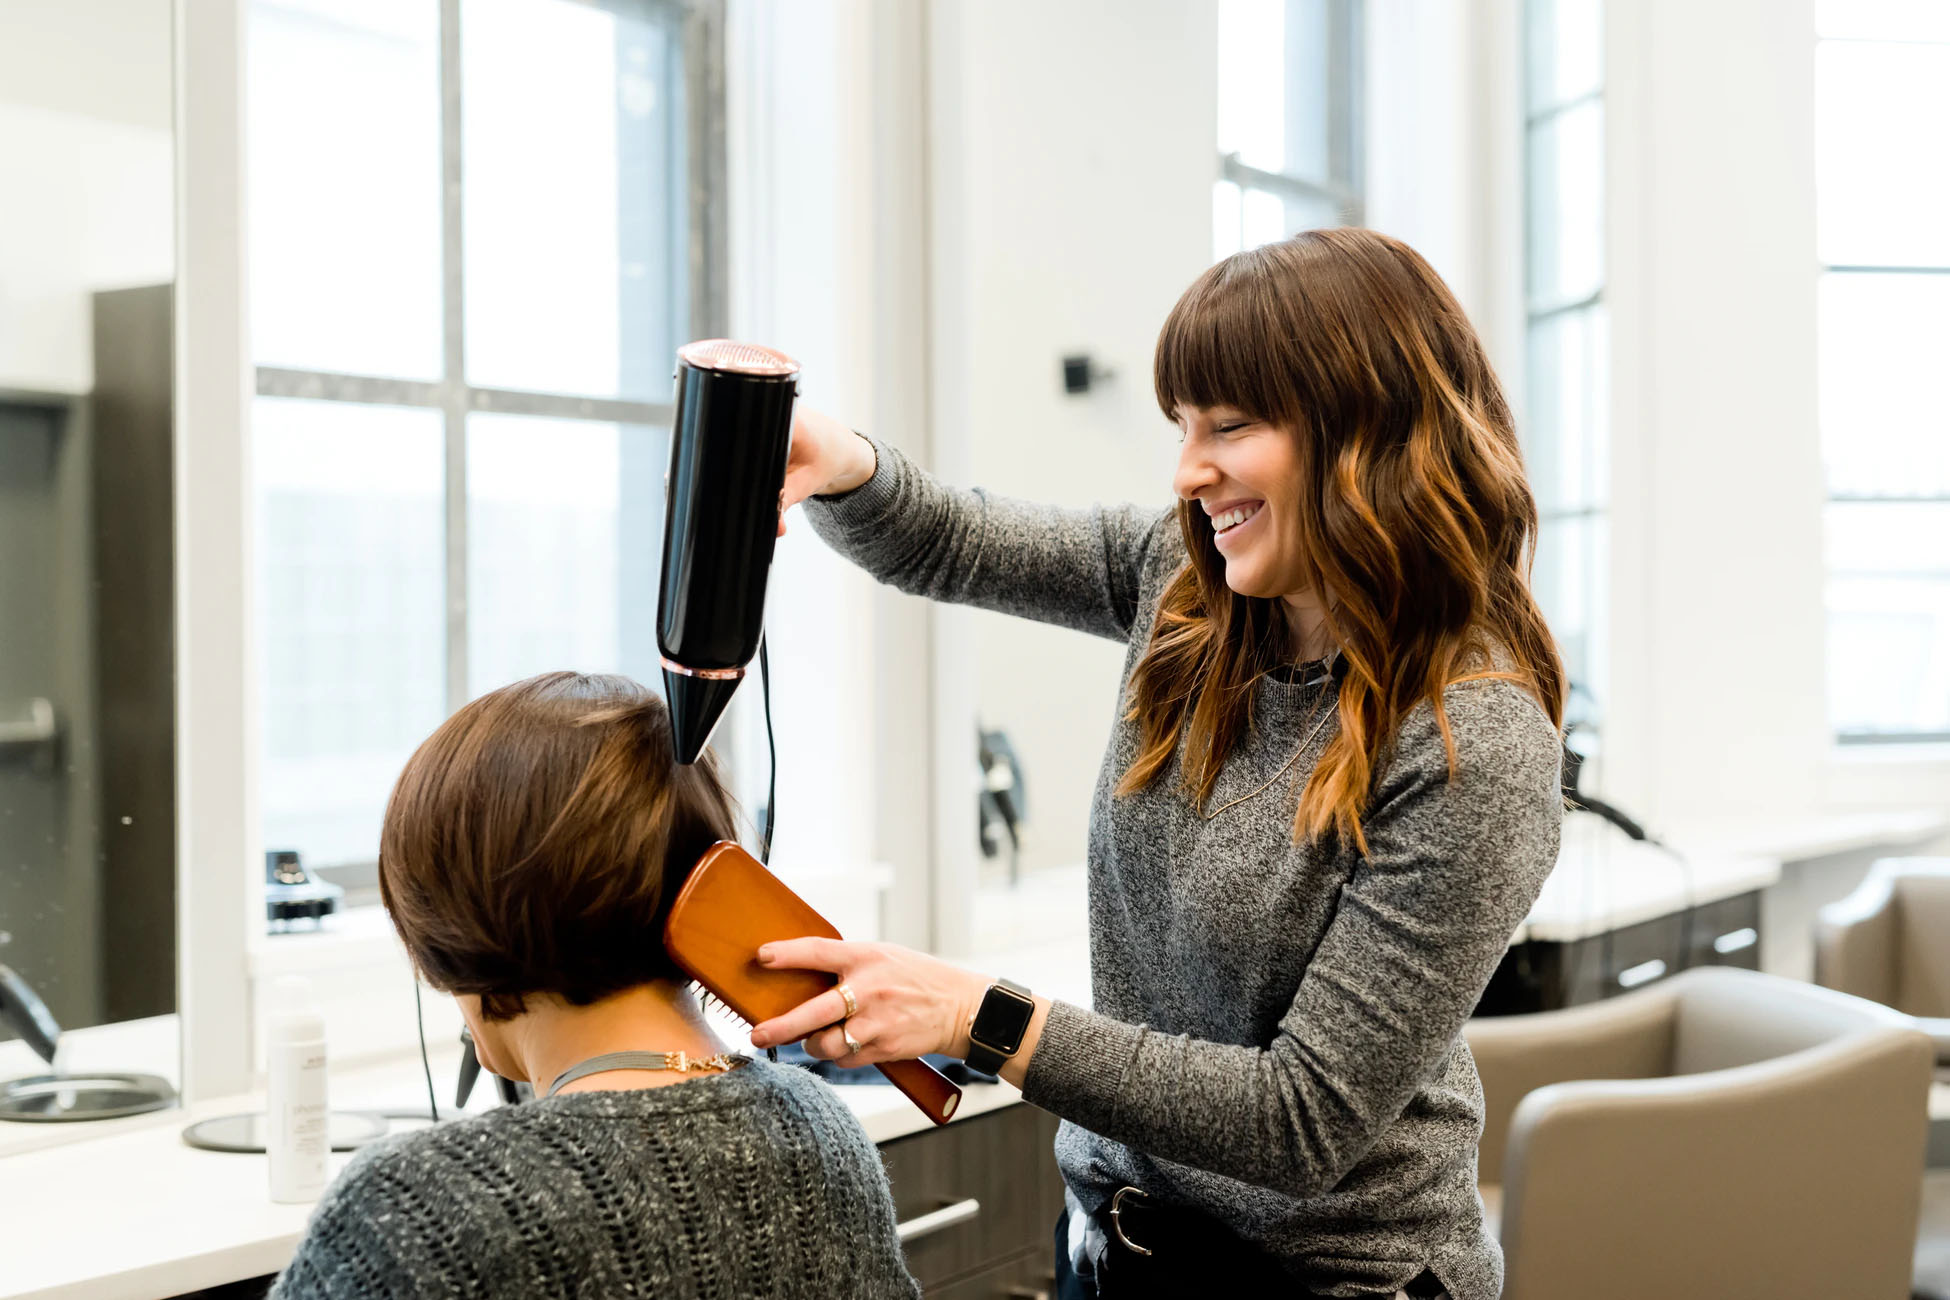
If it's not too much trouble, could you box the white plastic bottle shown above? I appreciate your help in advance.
[266,975,328,1203]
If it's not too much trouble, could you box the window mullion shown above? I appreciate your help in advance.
[1330,0,1365,224]
[255,368,445,407]
[441,0,469,713]
[1219,155,1356,209]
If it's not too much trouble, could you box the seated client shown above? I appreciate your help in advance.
[273,671,920,1299]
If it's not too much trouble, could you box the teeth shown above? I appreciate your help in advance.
[1214,504,1260,532]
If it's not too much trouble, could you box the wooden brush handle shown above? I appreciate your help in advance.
[875,1058,961,1125]
[663,843,966,1126]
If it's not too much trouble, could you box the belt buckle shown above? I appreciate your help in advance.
[1108,1186,1153,1257]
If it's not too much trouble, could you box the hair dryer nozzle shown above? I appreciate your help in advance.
[663,661,745,765]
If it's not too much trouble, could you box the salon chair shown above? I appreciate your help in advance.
[1815,858,1950,1072]
[1466,966,1932,1300]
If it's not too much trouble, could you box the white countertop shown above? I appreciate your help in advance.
[1518,815,1782,944]
[0,933,1100,1300]
[0,1044,1027,1300]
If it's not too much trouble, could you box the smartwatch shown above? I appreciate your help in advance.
[964,978,1036,1076]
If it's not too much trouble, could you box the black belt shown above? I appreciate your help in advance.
[1089,1188,1447,1298]
[1090,1187,1292,1288]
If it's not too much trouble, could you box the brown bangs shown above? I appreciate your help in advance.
[1153,249,1309,430]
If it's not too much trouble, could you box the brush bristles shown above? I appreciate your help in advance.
[690,983,747,1026]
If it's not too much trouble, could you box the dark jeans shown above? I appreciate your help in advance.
[1052,1207,1447,1300]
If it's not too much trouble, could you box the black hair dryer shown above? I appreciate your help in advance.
[659,340,801,764]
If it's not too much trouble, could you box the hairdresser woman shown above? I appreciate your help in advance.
[748,228,1564,1300]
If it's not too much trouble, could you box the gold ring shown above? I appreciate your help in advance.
[836,982,859,1019]
[842,1023,863,1056]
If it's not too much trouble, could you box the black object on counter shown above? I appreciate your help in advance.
[0,962,59,1064]
[0,962,178,1123]
[657,340,801,765]
[266,849,344,929]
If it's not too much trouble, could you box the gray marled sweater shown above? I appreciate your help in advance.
[806,439,1563,1300]
[271,1058,918,1300]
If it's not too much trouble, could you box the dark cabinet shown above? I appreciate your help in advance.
[880,1103,1066,1296]
[1476,890,1763,1016]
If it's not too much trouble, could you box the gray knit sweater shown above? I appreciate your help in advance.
[271,1058,919,1299]
[806,440,1563,1300]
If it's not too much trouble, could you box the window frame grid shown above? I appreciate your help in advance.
[1216,0,1366,249]
[1816,26,1950,744]
[252,0,726,719]
[1521,0,1608,718]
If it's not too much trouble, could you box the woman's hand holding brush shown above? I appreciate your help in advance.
[747,938,1049,1085]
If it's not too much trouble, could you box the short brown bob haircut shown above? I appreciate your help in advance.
[379,671,739,1020]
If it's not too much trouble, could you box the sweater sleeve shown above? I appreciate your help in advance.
[801,435,1177,643]
[1018,679,1563,1199]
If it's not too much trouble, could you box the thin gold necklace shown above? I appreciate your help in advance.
[1199,699,1336,821]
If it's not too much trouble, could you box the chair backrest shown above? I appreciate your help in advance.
[1670,965,1903,1074]
[1466,988,1675,1183]
[1892,862,1950,1018]
[1813,869,1900,1006]
[1500,969,1933,1300]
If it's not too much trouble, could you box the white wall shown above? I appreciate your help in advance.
[1364,0,1498,325]
[0,0,174,394]
[725,0,885,929]
[0,0,173,133]
[928,0,1218,878]
[1607,0,1841,826]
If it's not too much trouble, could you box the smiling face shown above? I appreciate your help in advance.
[1172,403,1311,603]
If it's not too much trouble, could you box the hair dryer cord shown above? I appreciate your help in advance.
[759,636,777,864]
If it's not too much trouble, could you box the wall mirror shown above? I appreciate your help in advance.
[0,0,178,1107]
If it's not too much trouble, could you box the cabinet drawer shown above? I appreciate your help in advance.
[880,1104,1064,1288]
[1563,909,1687,1004]
[1686,891,1761,970]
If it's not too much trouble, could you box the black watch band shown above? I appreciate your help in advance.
[964,978,1035,1077]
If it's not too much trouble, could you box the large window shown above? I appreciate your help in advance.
[248,0,722,878]
[1815,3,1950,743]
[1213,0,1364,261]
[1522,0,1607,713]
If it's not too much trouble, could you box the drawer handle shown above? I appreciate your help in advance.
[1617,958,1667,989]
[1712,927,1758,955]
[897,1197,981,1244]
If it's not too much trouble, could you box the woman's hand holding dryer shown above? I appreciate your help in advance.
[776,405,876,535]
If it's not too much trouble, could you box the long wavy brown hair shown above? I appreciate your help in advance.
[1119,228,1564,853]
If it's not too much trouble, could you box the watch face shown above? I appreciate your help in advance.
[973,984,1035,1053]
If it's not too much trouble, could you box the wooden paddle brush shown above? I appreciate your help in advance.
[663,841,962,1125]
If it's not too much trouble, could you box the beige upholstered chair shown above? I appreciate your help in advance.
[1816,857,1950,1069]
[1466,966,1932,1300]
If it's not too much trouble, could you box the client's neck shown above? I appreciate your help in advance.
[506,980,732,1097]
